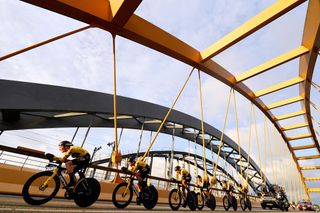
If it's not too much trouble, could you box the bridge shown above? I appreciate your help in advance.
[0,0,319,211]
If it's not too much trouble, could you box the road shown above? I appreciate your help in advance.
[0,194,292,213]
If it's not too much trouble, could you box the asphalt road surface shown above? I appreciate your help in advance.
[0,194,293,213]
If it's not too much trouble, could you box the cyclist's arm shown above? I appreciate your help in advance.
[53,149,72,162]
[128,165,137,174]
[52,156,63,162]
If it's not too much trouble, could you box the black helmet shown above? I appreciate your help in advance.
[59,140,73,147]
[128,156,136,163]
[174,165,181,171]
[197,175,202,179]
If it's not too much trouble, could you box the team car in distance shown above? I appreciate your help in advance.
[260,185,289,211]
[297,200,315,211]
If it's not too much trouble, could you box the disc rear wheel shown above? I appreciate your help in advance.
[73,178,101,207]
[142,185,158,209]
[207,194,216,210]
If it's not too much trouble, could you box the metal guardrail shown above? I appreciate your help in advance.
[0,145,261,201]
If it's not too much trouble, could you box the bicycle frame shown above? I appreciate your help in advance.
[41,164,69,190]
[173,182,188,201]
[122,175,140,197]
[200,188,211,201]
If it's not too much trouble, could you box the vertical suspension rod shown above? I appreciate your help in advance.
[197,70,207,179]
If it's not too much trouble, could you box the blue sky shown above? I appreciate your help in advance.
[0,0,319,203]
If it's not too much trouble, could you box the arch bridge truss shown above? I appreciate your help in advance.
[0,80,270,195]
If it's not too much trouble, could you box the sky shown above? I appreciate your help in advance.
[0,0,319,203]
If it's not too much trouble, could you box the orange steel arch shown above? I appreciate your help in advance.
[3,0,320,200]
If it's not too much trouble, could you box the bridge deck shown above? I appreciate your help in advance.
[0,194,289,213]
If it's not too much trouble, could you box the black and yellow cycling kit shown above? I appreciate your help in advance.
[176,169,192,183]
[129,158,150,180]
[55,146,90,171]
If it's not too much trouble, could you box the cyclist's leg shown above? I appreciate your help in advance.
[138,166,150,191]
[66,160,76,186]
[71,154,90,185]
[66,160,74,173]
[73,154,90,175]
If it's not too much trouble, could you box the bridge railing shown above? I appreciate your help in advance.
[0,145,261,202]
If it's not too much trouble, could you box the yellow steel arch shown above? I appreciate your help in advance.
[5,0,320,200]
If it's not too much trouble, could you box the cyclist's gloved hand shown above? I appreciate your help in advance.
[170,178,176,182]
[45,153,55,162]
[55,159,62,164]
[121,166,128,173]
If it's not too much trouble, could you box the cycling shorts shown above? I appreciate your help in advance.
[71,153,90,172]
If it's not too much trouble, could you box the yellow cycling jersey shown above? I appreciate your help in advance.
[129,157,148,173]
[176,168,190,180]
[58,146,89,162]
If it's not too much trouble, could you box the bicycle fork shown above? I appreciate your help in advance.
[40,169,59,190]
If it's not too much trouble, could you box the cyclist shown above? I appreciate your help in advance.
[174,166,191,188]
[196,175,210,196]
[53,140,90,188]
[222,180,234,194]
[238,183,248,194]
[128,156,151,204]
[174,165,192,207]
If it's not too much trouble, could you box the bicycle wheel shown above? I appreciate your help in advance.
[187,191,197,211]
[240,197,247,211]
[22,171,60,205]
[197,193,204,210]
[247,198,252,211]
[142,185,158,209]
[232,196,238,211]
[168,188,181,211]
[112,182,133,208]
[207,194,216,210]
[73,178,101,207]
[223,195,230,211]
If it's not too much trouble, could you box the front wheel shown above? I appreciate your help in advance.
[223,195,230,211]
[168,188,181,211]
[73,178,101,207]
[240,197,247,211]
[112,182,133,208]
[197,193,204,210]
[22,171,60,205]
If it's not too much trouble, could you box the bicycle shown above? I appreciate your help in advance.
[222,183,238,211]
[196,185,216,210]
[112,171,158,209]
[22,153,101,207]
[168,179,197,211]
